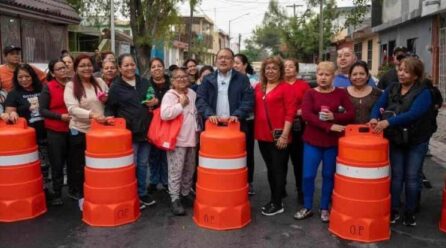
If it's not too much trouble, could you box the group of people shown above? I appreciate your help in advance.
[0,44,442,228]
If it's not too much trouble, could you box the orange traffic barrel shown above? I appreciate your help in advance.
[0,118,47,222]
[440,179,446,233]
[82,118,140,227]
[329,125,390,242]
[193,121,251,230]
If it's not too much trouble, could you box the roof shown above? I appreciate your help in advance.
[0,0,81,24]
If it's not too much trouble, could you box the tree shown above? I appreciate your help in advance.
[128,0,180,74]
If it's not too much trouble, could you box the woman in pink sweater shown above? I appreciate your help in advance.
[160,68,198,216]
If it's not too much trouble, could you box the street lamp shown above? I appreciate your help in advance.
[229,12,250,42]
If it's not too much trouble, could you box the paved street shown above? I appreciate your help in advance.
[1,119,446,248]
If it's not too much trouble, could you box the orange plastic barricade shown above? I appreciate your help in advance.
[0,118,47,222]
[82,118,140,227]
[193,120,251,230]
[329,125,390,242]
[440,179,446,233]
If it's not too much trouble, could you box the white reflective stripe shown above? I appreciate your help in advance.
[86,154,134,169]
[0,151,39,166]
[199,156,246,170]
[336,163,389,179]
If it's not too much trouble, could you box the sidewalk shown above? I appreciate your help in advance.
[431,107,446,168]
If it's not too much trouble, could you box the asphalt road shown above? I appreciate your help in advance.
[1,147,446,248]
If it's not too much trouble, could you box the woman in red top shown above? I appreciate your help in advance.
[295,61,355,222]
[39,59,72,206]
[254,57,297,216]
[284,58,310,204]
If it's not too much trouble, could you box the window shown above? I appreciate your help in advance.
[388,40,396,57]
[354,42,362,59]
[407,38,417,55]
[367,40,373,70]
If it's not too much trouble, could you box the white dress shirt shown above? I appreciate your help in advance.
[216,69,232,117]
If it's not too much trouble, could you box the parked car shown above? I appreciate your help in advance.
[299,63,317,88]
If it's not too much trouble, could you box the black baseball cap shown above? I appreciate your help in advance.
[3,45,21,56]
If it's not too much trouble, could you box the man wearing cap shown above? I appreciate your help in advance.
[333,47,376,88]
[377,46,408,90]
[0,45,46,93]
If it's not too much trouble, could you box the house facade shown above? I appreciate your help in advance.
[0,0,80,63]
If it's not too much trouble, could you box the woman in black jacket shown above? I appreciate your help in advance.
[105,54,157,209]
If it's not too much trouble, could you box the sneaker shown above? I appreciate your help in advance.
[140,194,156,206]
[67,191,82,201]
[390,210,400,224]
[294,208,313,220]
[261,202,284,216]
[181,194,195,208]
[261,201,273,211]
[171,199,186,216]
[139,202,146,210]
[403,212,416,226]
[147,184,157,193]
[422,179,433,189]
[50,197,63,206]
[248,183,256,196]
[320,210,330,223]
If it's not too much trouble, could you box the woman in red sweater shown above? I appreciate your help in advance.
[294,61,355,222]
[254,57,297,216]
[39,59,72,206]
[284,58,310,204]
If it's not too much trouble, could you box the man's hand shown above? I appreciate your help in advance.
[208,115,219,124]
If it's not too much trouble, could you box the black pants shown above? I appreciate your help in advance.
[246,119,255,183]
[47,130,72,195]
[258,141,289,206]
[68,131,86,196]
[287,130,304,193]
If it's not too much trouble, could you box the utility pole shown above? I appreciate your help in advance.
[110,0,115,53]
[286,3,303,18]
[318,0,324,61]
[188,5,194,58]
[238,33,241,53]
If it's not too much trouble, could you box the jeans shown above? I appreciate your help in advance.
[149,146,168,186]
[390,141,429,213]
[302,143,337,210]
[133,141,151,197]
[258,141,289,206]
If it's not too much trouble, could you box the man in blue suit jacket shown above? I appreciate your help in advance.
[196,48,253,125]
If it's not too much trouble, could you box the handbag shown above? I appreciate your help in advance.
[147,107,183,151]
[263,91,283,141]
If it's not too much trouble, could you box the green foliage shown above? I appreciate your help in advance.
[344,0,369,29]
[245,0,339,62]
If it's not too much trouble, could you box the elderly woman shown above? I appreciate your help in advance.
[254,56,297,216]
[160,68,198,216]
[284,58,310,204]
[346,61,382,124]
[105,54,157,209]
[369,57,433,226]
[295,61,355,222]
[64,54,109,200]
